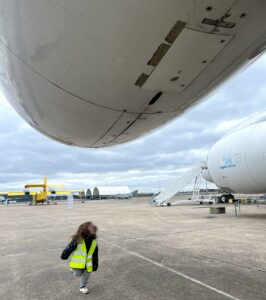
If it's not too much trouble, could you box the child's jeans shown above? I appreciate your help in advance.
[72,268,90,288]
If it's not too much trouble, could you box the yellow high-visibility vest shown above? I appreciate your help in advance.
[69,239,97,272]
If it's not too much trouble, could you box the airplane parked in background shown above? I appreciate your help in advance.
[154,112,266,206]
[0,176,81,204]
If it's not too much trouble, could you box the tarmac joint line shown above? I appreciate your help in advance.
[108,242,241,300]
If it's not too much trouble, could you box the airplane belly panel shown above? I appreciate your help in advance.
[142,29,233,92]
[0,1,266,147]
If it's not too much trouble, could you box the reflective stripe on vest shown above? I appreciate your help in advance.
[86,240,97,272]
[69,239,97,272]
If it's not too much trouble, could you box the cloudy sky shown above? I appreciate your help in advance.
[1,54,266,192]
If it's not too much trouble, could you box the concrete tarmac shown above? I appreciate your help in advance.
[0,199,265,300]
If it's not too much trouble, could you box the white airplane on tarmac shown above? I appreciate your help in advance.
[153,112,266,206]
[203,111,266,202]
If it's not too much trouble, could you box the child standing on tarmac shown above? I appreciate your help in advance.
[61,222,98,294]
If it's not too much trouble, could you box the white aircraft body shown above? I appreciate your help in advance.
[154,112,266,206]
[204,112,266,196]
[0,1,266,147]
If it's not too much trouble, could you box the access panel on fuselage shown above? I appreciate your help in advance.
[142,29,233,93]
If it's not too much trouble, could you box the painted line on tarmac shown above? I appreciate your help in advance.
[109,242,240,300]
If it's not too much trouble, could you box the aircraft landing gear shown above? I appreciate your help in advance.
[220,194,235,203]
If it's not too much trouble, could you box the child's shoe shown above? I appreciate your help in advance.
[79,287,89,294]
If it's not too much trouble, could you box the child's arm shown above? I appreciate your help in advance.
[60,241,77,260]
[93,246,99,271]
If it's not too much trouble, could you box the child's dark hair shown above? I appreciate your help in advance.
[71,221,96,243]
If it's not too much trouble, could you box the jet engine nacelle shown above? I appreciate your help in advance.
[205,118,266,194]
